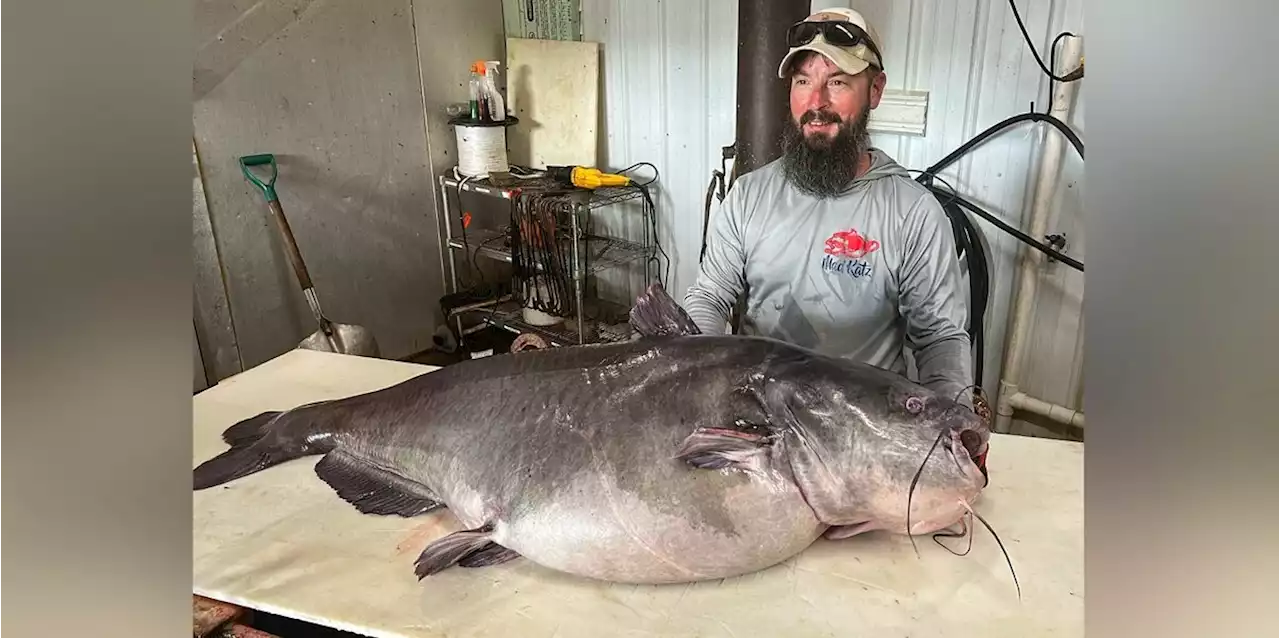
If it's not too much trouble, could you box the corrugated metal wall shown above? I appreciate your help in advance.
[583,0,1085,436]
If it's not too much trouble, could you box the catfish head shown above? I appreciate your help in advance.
[755,355,990,539]
[631,282,989,539]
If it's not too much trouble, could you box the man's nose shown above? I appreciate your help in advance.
[804,86,830,110]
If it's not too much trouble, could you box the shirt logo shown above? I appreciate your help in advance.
[821,228,879,279]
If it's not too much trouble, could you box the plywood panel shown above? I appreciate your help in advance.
[504,37,601,169]
[193,0,449,368]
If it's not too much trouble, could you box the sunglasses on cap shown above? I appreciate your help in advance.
[785,20,884,69]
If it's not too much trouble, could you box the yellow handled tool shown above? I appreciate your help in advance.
[546,165,632,189]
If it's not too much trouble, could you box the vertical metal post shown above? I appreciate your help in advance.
[734,0,812,176]
[645,196,653,284]
[439,177,464,337]
[572,201,585,343]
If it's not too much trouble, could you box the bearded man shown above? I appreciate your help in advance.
[683,7,973,403]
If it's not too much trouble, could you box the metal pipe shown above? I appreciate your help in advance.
[572,202,585,344]
[1008,391,1085,428]
[439,178,465,338]
[733,0,812,176]
[994,35,1084,433]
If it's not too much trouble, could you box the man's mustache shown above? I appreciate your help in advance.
[799,109,843,126]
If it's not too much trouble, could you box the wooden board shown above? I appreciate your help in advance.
[193,349,1084,638]
[504,37,601,169]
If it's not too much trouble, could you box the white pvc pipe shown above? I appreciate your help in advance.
[994,35,1084,434]
[1008,391,1085,428]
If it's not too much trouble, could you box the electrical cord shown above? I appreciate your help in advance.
[614,161,670,288]
[633,182,671,289]
[909,111,1087,388]
[908,170,992,386]
[1008,0,1082,83]
[920,111,1083,180]
[916,143,1085,272]
[619,162,660,187]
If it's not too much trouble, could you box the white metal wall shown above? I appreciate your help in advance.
[582,0,1085,434]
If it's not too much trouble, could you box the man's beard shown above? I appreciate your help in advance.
[780,104,872,198]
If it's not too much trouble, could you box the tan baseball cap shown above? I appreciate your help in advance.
[777,7,885,79]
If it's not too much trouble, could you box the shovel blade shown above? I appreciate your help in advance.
[297,323,381,358]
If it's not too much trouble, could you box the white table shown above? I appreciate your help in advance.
[194,350,1083,638]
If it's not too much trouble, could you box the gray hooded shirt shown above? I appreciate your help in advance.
[683,148,973,403]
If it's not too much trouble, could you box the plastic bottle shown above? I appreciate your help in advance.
[482,60,506,121]
[468,61,484,121]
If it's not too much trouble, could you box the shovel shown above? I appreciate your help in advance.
[239,153,381,358]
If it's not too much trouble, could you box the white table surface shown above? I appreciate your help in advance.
[193,350,1084,638]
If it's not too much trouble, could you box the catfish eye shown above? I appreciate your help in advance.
[905,397,924,414]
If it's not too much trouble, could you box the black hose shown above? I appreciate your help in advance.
[930,178,992,387]
[920,112,1083,180]
[924,183,1083,272]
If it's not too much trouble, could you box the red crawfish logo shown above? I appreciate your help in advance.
[823,228,880,259]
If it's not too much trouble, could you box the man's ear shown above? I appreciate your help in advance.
[868,69,887,109]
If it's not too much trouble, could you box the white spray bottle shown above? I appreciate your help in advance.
[482,60,506,122]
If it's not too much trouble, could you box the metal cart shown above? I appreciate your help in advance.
[437,172,658,349]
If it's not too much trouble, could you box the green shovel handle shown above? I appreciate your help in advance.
[239,153,279,202]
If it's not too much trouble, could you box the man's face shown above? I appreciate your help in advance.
[788,52,885,148]
[779,51,886,198]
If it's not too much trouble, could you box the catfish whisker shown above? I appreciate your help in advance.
[958,499,1021,601]
[951,383,981,413]
[931,510,974,557]
[905,425,948,558]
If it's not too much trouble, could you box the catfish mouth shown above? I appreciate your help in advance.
[952,427,990,486]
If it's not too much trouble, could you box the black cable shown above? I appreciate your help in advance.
[634,183,670,288]
[923,182,1083,272]
[911,170,992,388]
[921,111,1083,179]
[452,180,490,294]
[619,162,660,187]
[1008,0,1080,83]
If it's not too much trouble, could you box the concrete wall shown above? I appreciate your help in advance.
[193,0,505,374]
[582,0,1086,437]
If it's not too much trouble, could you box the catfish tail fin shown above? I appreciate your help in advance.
[193,408,325,490]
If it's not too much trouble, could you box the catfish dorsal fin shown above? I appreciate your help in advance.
[629,283,702,338]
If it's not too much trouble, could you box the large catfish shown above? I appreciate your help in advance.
[193,284,992,585]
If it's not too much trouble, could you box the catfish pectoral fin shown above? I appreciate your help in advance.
[674,426,776,474]
[414,524,509,579]
[314,451,445,518]
[457,544,521,568]
[823,522,877,540]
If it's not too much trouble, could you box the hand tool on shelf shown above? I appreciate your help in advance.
[544,165,633,189]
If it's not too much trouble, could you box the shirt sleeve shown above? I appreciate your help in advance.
[895,191,975,406]
[682,186,749,335]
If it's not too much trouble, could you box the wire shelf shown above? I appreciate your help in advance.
[447,226,654,275]
[439,168,657,348]
[449,297,635,347]
[441,174,646,210]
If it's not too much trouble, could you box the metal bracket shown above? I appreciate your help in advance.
[1044,233,1068,263]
